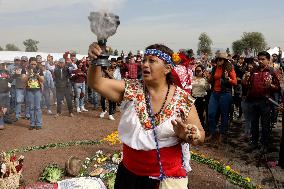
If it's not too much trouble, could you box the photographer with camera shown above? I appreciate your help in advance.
[23,57,44,130]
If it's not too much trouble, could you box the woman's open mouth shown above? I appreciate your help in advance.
[143,70,150,75]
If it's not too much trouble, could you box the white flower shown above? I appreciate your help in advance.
[1,163,6,174]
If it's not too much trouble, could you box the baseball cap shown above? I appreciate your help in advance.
[70,52,76,57]
[59,58,65,63]
[14,56,21,61]
[21,56,28,62]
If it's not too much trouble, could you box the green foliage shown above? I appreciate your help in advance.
[242,32,267,55]
[39,164,64,183]
[191,151,260,189]
[69,50,78,55]
[128,51,133,57]
[106,174,116,189]
[23,39,39,52]
[5,43,20,51]
[0,46,3,51]
[197,32,213,56]
[232,40,246,55]
[232,32,267,56]
[226,48,230,54]
[6,138,261,189]
[215,49,221,56]
[113,49,119,56]
[108,47,114,55]
[6,140,101,155]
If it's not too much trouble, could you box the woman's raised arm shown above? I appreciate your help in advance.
[87,42,125,102]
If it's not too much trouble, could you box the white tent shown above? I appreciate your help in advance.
[0,51,119,64]
[267,47,284,58]
[0,51,87,64]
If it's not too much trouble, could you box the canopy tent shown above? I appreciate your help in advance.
[0,51,88,64]
[267,47,284,58]
[0,51,119,64]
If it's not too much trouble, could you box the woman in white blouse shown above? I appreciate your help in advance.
[88,42,205,189]
[192,65,210,128]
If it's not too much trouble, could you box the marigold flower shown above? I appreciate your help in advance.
[245,177,251,182]
[225,166,231,171]
[102,131,121,145]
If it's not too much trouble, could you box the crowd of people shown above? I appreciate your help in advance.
[0,45,283,187]
[0,50,149,127]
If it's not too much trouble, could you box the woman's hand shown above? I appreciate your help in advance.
[225,70,231,81]
[171,118,189,140]
[88,42,102,60]
[224,70,228,78]
[171,119,200,143]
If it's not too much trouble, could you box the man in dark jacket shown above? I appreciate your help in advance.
[0,63,12,129]
[54,58,73,117]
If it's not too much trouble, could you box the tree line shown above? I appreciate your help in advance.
[1,33,268,56]
[0,39,39,52]
[197,32,267,56]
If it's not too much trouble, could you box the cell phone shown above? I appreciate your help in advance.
[268,98,281,107]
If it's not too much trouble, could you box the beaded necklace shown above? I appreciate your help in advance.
[145,84,170,117]
[144,84,170,181]
[144,83,188,181]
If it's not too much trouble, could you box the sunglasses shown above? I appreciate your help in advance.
[195,70,202,72]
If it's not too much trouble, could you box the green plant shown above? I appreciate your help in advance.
[39,164,64,183]
[191,151,261,189]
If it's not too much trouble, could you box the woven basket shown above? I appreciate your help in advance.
[0,173,21,189]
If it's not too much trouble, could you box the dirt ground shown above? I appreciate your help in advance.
[0,103,283,188]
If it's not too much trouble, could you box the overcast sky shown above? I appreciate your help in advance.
[0,0,283,54]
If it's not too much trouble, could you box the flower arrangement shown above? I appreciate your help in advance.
[78,150,122,189]
[0,152,24,189]
[5,131,262,189]
[190,151,262,189]
[6,140,101,155]
[100,132,261,189]
[101,131,121,145]
[79,150,122,177]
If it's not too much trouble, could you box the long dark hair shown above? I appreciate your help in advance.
[145,44,174,85]
[223,59,233,73]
